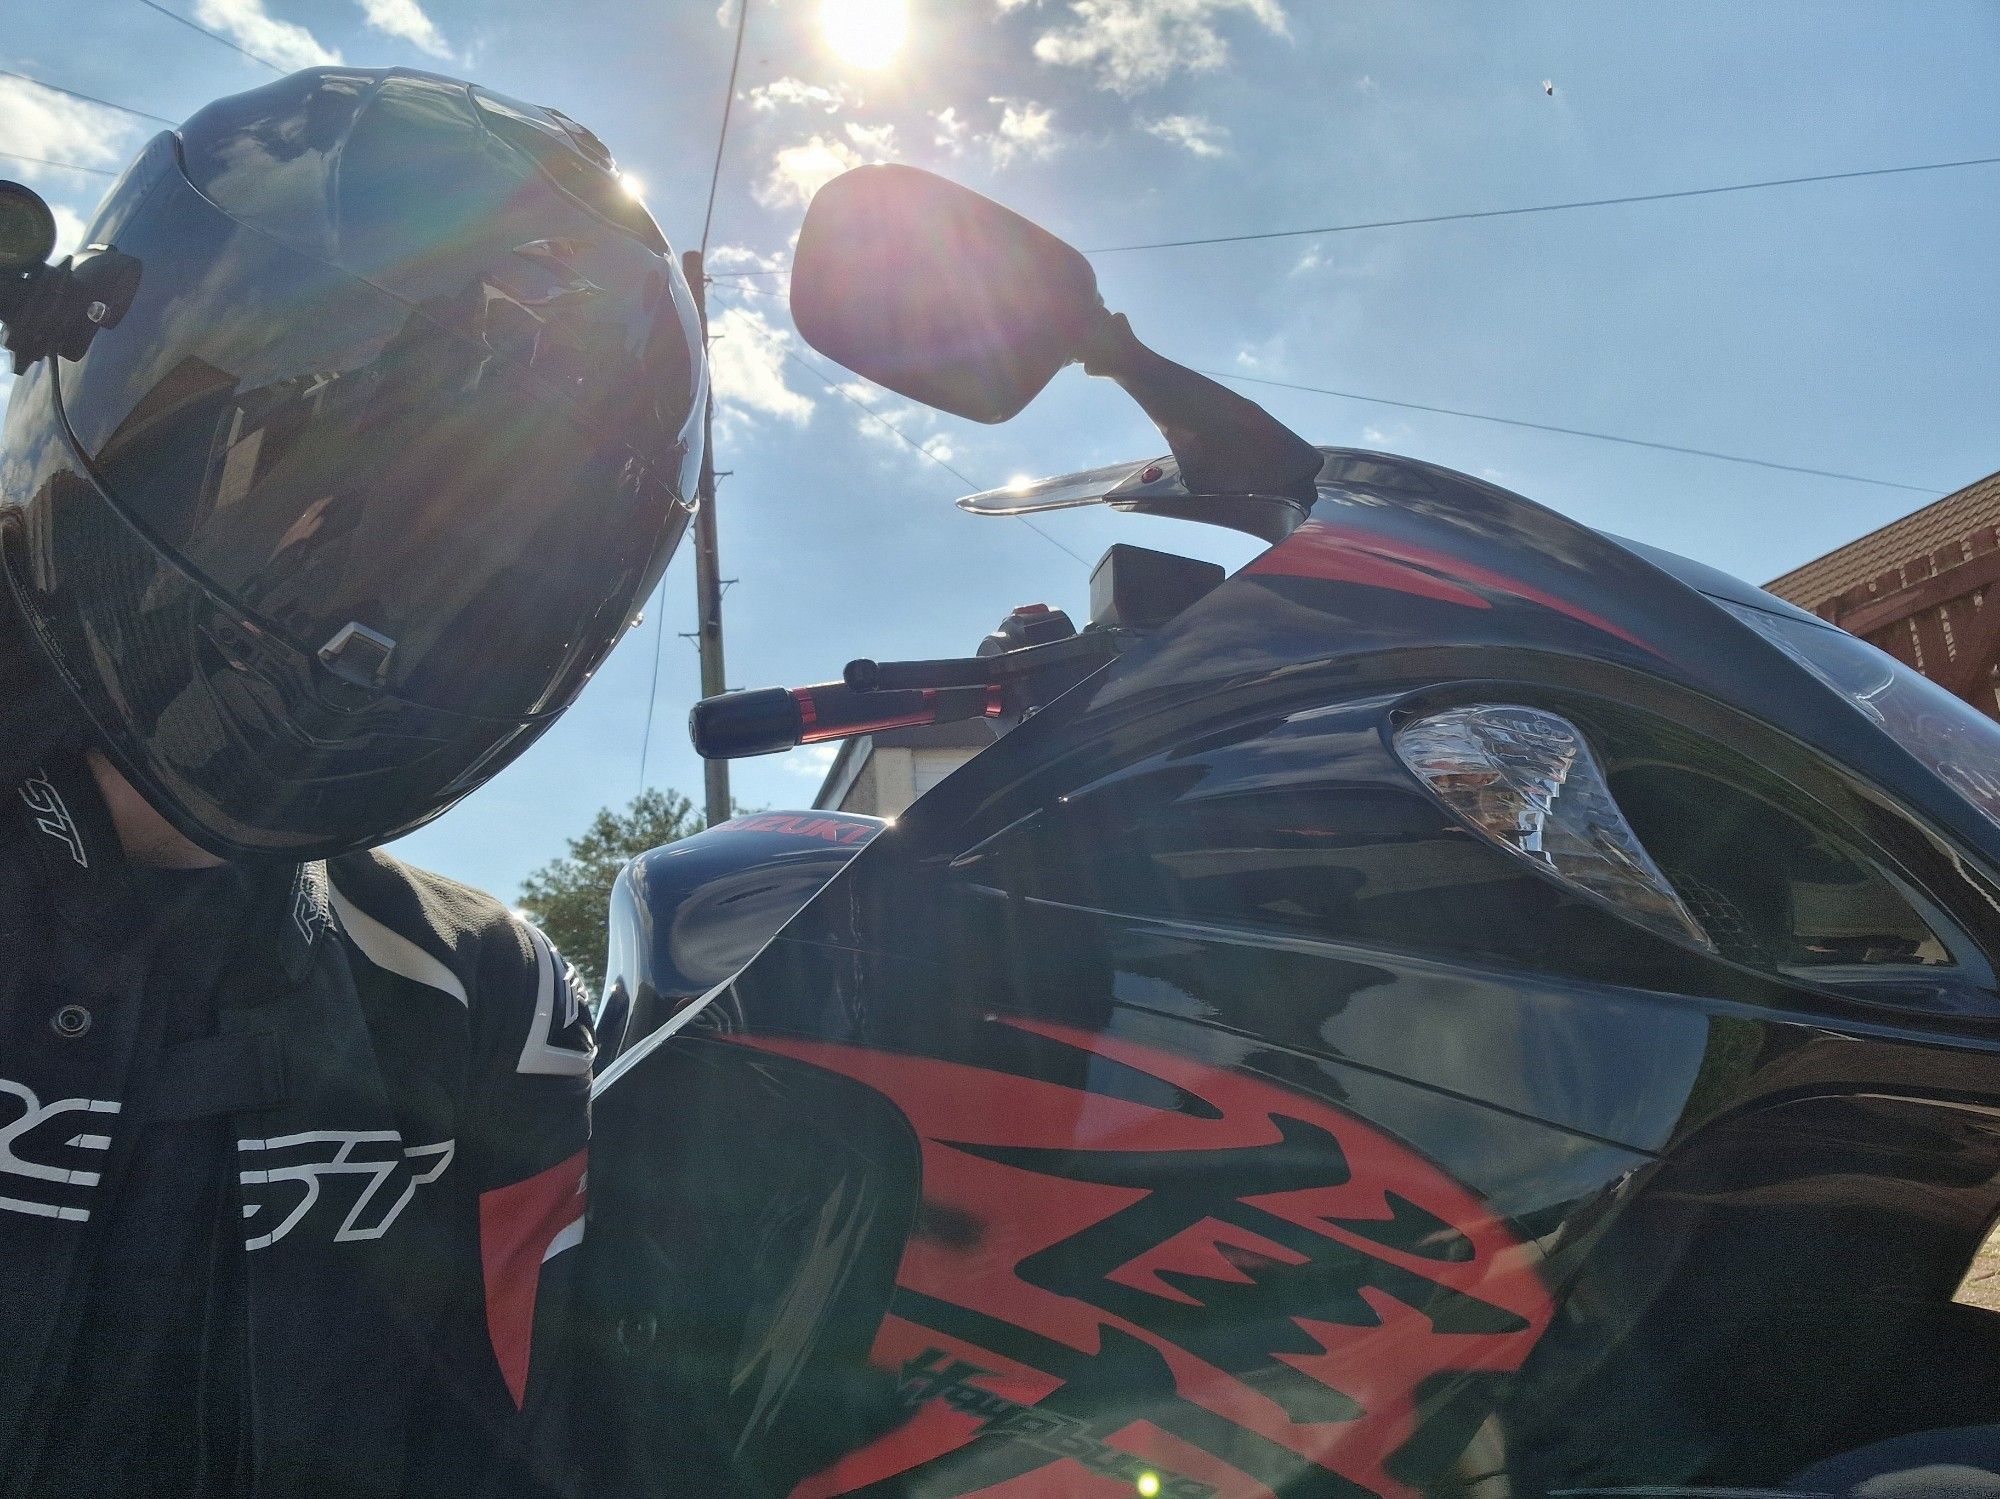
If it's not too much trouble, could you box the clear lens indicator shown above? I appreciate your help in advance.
[1395,704,1712,948]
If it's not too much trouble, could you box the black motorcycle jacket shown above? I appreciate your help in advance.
[0,647,595,1495]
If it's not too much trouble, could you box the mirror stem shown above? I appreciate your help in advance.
[1078,310,1322,500]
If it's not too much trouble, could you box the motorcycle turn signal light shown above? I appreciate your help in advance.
[1395,703,1712,950]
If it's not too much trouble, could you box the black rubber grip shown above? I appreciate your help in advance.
[690,681,1000,760]
[688,687,807,759]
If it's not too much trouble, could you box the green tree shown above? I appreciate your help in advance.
[518,788,707,995]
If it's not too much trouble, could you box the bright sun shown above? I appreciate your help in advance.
[821,0,908,69]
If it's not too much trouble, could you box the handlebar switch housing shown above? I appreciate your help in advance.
[979,602,1077,656]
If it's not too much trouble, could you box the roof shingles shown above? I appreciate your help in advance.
[1766,470,2000,610]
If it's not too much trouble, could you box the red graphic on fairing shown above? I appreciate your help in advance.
[734,1020,1552,1499]
[1249,517,1652,652]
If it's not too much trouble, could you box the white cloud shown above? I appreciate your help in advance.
[1232,333,1287,370]
[863,409,955,467]
[1288,238,1391,281]
[932,99,1059,167]
[1142,112,1227,157]
[783,743,840,777]
[932,106,967,154]
[843,120,898,155]
[708,305,814,428]
[1027,0,1286,94]
[707,243,788,274]
[1358,420,1413,448]
[48,203,90,259]
[985,97,1059,166]
[356,0,455,59]
[194,0,341,70]
[755,121,898,210]
[0,77,140,185]
[747,77,854,113]
[755,135,864,209]
[833,378,963,470]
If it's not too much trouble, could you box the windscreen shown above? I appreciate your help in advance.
[1723,600,2000,830]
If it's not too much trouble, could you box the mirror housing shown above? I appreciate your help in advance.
[791,164,1103,423]
[0,181,142,374]
[0,182,57,273]
[791,165,1323,502]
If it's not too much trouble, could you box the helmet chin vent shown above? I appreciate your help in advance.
[317,622,397,690]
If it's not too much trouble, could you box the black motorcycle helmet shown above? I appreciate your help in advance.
[0,68,704,859]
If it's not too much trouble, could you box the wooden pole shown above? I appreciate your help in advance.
[683,249,731,825]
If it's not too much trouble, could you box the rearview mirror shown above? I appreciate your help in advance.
[790,164,1103,424]
[792,164,1324,504]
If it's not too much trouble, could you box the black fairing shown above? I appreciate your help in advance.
[586,452,2000,1497]
[580,1042,921,1497]
[596,811,883,1061]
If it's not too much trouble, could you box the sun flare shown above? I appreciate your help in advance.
[821,0,908,70]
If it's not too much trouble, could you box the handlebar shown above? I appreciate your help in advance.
[689,681,1002,760]
[690,630,1131,761]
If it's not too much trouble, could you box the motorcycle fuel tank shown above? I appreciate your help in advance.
[581,451,2000,1498]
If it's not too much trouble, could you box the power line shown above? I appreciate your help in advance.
[131,0,287,74]
[698,0,752,258]
[707,151,2000,278]
[1200,368,1941,495]
[786,349,1091,565]
[1086,154,2000,255]
[0,68,176,126]
[0,150,117,178]
[792,353,984,486]
[713,274,1943,496]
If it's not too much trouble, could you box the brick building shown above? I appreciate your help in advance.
[1766,469,2000,720]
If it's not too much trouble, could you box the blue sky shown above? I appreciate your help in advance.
[4,0,1997,902]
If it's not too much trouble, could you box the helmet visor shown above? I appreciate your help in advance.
[54,136,702,720]
[2,421,549,858]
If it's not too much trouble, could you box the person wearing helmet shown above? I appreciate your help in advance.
[0,68,703,1497]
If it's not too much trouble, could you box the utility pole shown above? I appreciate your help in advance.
[683,249,731,827]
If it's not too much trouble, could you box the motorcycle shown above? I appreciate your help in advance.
[577,166,2000,1498]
